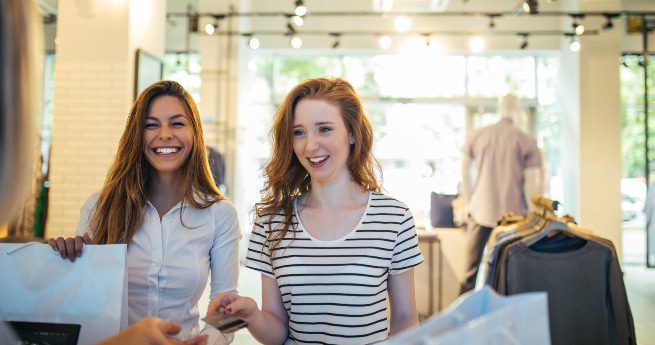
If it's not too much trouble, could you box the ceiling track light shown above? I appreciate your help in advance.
[422,33,431,47]
[518,33,528,49]
[330,33,341,49]
[601,13,617,32]
[290,35,302,49]
[568,35,580,52]
[205,22,217,35]
[294,0,307,17]
[521,0,538,14]
[285,15,298,34]
[488,14,498,30]
[246,34,260,49]
[571,14,585,35]
[292,15,304,27]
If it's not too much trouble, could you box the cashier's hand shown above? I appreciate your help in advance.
[47,232,92,262]
[99,317,208,345]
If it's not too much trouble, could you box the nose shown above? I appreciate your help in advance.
[159,124,173,140]
[305,132,319,152]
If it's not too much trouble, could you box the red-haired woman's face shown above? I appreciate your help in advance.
[292,98,353,185]
[142,96,193,177]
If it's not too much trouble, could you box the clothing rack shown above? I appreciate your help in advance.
[481,194,637,345]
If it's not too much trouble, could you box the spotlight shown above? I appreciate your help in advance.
[394,16,411,33]
[249,36,260,50]
[571,15,585,35]
[286,16,298,34]
[522,0,538,14]
[204,23,216,35]
[291,35,302,49]
[378,35,392,49]
[574,23,585,35]
[292,15,304,27]
[488,15,497,30]
[330,33,341,49]
[294,0,307,16]
[189,14,199,33]
[569,37,580,52]
[518,33,528,50]
[469,36,485,53]
[423,33,431,47]
[602,14,615,31]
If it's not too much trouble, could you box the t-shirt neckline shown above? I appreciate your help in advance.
[294,191,372,243]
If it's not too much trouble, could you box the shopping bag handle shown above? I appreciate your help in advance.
[6,242,53,255]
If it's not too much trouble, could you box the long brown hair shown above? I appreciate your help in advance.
[256,78,381,252]
[90,80,222,245]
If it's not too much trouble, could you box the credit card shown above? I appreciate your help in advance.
[202,312,247,332]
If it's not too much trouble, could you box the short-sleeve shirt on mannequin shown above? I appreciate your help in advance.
[463,118,542,228]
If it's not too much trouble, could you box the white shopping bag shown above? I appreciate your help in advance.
[383,286,550,345]
[0,243,128,345]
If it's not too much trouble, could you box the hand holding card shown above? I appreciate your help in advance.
[202,312,247,333]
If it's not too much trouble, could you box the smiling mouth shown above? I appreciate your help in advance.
[307,155,329,167]
[152,147,182,155]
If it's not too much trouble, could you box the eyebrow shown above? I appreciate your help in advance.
[292,121,335,128]
[146,114,187,121]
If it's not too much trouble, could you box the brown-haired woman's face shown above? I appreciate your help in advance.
[292,98,353,184]
[143,96,193,176]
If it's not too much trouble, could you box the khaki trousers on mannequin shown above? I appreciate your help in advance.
[459,221,493,294]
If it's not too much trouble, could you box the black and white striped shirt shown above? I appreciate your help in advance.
[245,192,423,345]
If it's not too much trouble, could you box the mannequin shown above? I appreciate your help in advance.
[458,93,544,294]
[461,94,545,205]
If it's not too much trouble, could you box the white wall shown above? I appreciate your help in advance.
[47,0,166,238]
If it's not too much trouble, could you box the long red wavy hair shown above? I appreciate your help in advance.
[256,78,381,253]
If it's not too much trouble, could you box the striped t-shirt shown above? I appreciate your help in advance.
[245,191,423,345]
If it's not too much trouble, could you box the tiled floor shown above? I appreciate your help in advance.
[623,227,655,345]
[624,265,655,345]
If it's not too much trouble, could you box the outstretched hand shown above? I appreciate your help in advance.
[99,317,208,345]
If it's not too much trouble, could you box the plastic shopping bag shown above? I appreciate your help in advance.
[0,243,128,345]
[383,286,550,345]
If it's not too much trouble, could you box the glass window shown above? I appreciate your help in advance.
[371,55,466,98]
[163,52,202,104]
[467,56,536,99]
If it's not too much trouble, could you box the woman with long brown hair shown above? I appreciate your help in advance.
[48,81,240,344]
[208,78,423,344]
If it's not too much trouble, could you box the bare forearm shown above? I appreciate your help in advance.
[246,310,289,345]
[390,313,419,335]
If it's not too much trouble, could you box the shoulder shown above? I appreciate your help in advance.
[208,198,239,220]
[255,201,294,224]
[370,192,410,212]
[81,192,101,213]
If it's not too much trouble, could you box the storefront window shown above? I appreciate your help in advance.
[467,56,536,99]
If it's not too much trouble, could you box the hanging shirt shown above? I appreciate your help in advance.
[245,191,423,345]
[77,194,241,343]
[496,239,636,345]
[463,118,542,227]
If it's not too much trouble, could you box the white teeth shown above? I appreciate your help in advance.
[309,156,327,163]
[155,147,179,154]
